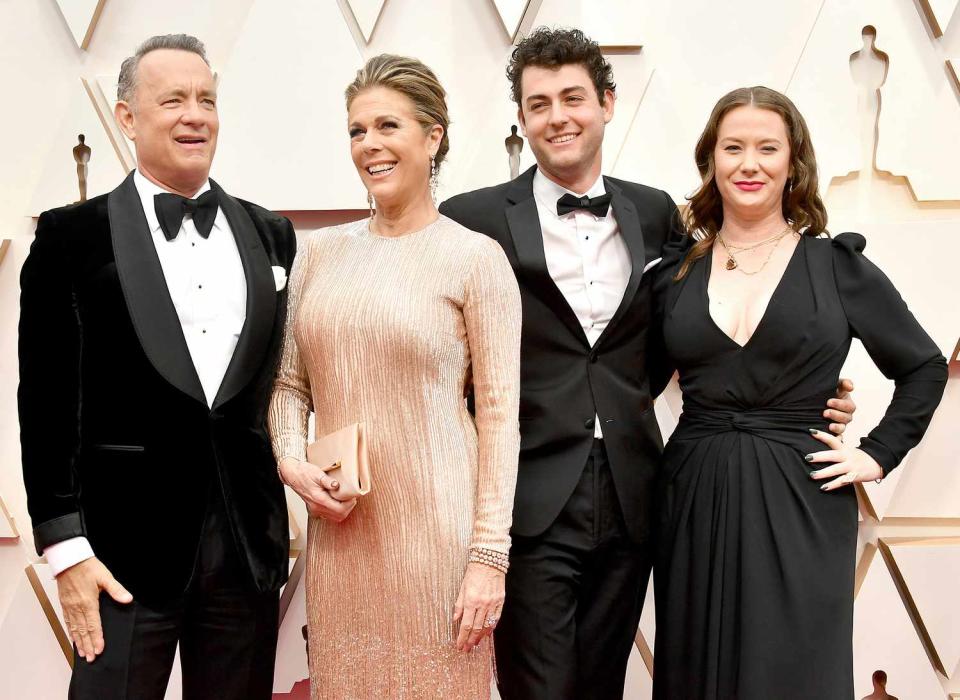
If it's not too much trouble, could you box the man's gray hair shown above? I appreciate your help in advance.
[117,34,209,103]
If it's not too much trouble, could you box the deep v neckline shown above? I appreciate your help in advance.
[702,236,803,351]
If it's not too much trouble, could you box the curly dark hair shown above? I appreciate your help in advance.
[507,27,615,106]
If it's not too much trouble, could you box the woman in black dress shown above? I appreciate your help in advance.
[651,86,948,699]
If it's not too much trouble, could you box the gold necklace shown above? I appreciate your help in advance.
[717,227,793,272]
[717,229,796,275]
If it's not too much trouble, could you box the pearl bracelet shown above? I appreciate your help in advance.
[469,547,510,574]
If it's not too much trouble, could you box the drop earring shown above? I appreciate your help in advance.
[429,156,438,201]
[367,191,375,218]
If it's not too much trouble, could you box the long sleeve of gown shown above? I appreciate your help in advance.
[832,232,948,475]
[268,234,314,464]
[463,237,522,555]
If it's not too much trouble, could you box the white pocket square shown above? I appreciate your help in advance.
[642,257,663,274]
[272,265,287,292]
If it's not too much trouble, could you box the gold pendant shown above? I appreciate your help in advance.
[725,256,737,271]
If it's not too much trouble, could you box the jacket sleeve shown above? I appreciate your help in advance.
[831,232,948,475]
[19,211,87,553]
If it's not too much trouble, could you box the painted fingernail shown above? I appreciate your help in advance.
[330,480,339,489]
[804,454,814,462]
[809,470,817,478]
[808,428,818,434]
[820,484,828,491]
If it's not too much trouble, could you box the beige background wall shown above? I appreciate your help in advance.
[0,1,957,697]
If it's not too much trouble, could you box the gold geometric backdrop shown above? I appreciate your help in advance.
[0,1,957,698]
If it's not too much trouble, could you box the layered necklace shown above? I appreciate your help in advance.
[716,226,796,275]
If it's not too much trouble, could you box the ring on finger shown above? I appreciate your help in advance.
[483,616,498,628]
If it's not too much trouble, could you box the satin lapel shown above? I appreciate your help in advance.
[596,179,647,348]
[211,182,276,410]
[505,172,589,347]
[108,172,206,405]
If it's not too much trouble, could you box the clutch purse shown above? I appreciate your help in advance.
[306,422,371,499]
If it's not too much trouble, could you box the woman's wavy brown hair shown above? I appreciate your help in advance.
[676,86,828,280]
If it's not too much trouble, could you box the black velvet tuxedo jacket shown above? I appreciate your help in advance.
[19,171,296,605]
[440,166,682,543]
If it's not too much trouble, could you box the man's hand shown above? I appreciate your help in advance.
[279,458,357,522]
[56,557,132,663]
[825,378,857,436]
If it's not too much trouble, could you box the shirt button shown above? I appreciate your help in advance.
[198,284,203,289]
[202,329,207,334]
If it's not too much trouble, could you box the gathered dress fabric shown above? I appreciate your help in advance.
[269,215,521,699]
[651,233,947,700]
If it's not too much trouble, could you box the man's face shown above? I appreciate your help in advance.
[115,49,219,195]
[517,63,614,188]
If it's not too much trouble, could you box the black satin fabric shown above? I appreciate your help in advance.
[651,233,947,699]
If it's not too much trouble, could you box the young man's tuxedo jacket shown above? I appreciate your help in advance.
[440,165,683,544]
[19,171,296,605]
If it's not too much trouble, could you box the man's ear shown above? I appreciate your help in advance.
[601,89,615,124]
[115,101,136,141]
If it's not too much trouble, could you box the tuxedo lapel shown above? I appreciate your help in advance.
[211,181,276,410]
[505,168,588,347]
[596,178,647,348]
[107,171,206,405]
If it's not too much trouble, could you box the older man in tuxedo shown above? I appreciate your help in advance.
[19,34,295,699]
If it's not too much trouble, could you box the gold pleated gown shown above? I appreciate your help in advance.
[269,215,521,699]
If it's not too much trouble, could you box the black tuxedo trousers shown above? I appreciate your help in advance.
[440,166,683,699]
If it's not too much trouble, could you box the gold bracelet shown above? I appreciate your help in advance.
[469,547,510,574]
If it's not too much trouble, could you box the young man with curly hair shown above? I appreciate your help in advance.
[440,27,853,699]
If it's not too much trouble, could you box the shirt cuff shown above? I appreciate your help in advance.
[44,537,95,577]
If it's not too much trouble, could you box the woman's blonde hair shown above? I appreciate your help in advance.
[677,86,828,280]
[345,54,450,171]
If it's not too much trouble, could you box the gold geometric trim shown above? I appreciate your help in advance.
[877,538,947,675]
[280,551,306,624]
[0,495,19,540]
[633,627,654,676]
[25,564,73,667]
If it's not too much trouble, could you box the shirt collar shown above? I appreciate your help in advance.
[533,168,607,218]
[133,169,217,235]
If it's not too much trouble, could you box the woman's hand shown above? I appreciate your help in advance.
[806,429,883,491]
[453,562,505,652]
[278,457,357,522]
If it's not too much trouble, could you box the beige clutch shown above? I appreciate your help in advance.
[306,422,371,499]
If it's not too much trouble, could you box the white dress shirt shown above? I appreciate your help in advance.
[532,169,632,438]
[45,170,247,576]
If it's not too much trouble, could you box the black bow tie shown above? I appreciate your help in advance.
[154,189,219,241]
[556,192,612,218]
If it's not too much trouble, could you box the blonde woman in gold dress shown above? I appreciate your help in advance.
[268,54,522,699]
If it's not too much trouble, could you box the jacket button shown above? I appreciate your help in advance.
[584,417,595,430]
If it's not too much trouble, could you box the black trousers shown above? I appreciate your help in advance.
[495,439,653,700]
[68,490,280,700]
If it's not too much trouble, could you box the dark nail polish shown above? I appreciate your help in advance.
[808,428,818,434]
[804,454,814,462]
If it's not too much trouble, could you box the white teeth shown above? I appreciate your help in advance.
[550,134,577,144]
[368,163,396,174]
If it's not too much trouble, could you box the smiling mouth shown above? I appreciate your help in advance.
[548,133,579,145]
[175,136,207,146]
[366,162,397,177]
[735,181,764,191]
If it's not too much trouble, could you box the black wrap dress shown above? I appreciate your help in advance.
[651,232,947,699]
